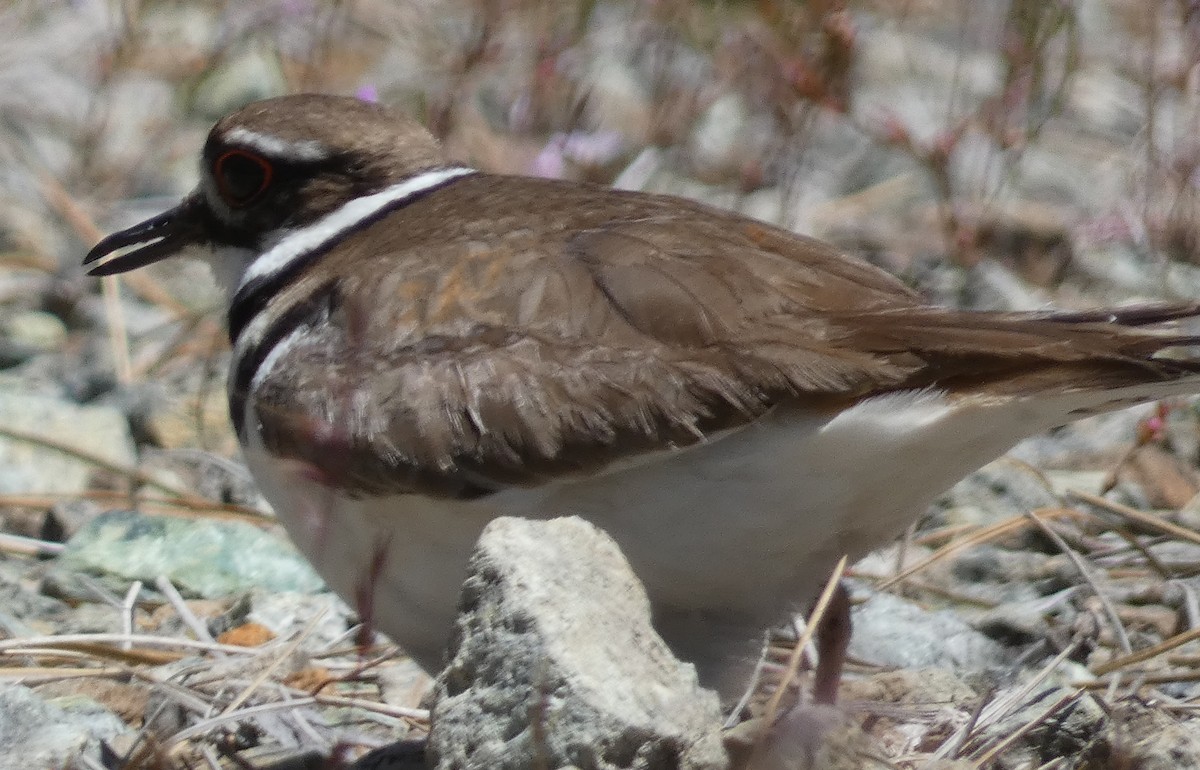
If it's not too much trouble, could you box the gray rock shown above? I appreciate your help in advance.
[849,589,1009,671]
[427,516,726,770]
[1007,406,1148,469]
[0,390,135,494]
[1042,469,1109,498]
[61,509,325,598]
[0,684,129,770]
[0,555,71,637]
[930,457,1061,530]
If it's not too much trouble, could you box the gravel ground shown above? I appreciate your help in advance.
[3,1,1200,767]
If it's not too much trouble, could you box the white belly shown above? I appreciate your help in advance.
[238,387,1134,696]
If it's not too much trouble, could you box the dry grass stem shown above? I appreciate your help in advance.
[154,575,216,646]
[121,580,142,651]
[1070,489,1200,549]
[1092,627,1200,676]
[215,608,328,720]
[1078,670,1200,689]
[970,689,1083,765]
[0,424,211,503]
[0,666,127,680]
[0,531,65,557]
[1026,510,1133,655]
[0,633,256,658]
[0,491,266,520]
[875,508,1079,591]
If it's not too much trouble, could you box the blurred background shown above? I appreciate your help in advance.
[4,1,1200,767]
[12,0,1200,305]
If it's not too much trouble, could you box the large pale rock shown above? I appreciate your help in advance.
[61,509,324,597]
[0,390,136,494]
[427,516,727,770]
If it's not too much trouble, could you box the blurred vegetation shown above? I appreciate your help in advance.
[1,0,1197,285]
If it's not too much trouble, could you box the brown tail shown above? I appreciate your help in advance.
[842,301,1200,396]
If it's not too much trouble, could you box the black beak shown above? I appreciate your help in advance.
[84,197,203,276]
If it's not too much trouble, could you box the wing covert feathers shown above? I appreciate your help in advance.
[246,175,1200,497]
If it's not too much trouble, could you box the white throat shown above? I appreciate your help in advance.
[197,244,259,301]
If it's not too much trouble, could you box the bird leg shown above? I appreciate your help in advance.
[811,580,851,705]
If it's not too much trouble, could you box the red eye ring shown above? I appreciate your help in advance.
[213,150,273,207]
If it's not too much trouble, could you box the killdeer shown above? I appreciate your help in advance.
[86,94,1200,701]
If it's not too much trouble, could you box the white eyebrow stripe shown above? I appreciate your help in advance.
[237,166,478,292]
[224,127,331,162]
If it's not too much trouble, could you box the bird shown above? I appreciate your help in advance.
[85,93,1200,703]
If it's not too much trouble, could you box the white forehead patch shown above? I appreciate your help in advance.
[224,127,331,162]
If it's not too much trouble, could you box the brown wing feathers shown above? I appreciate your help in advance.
[249,178,1200,497]
[569,214,1200,398]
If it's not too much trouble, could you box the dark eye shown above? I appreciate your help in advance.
[214,150,272,207]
